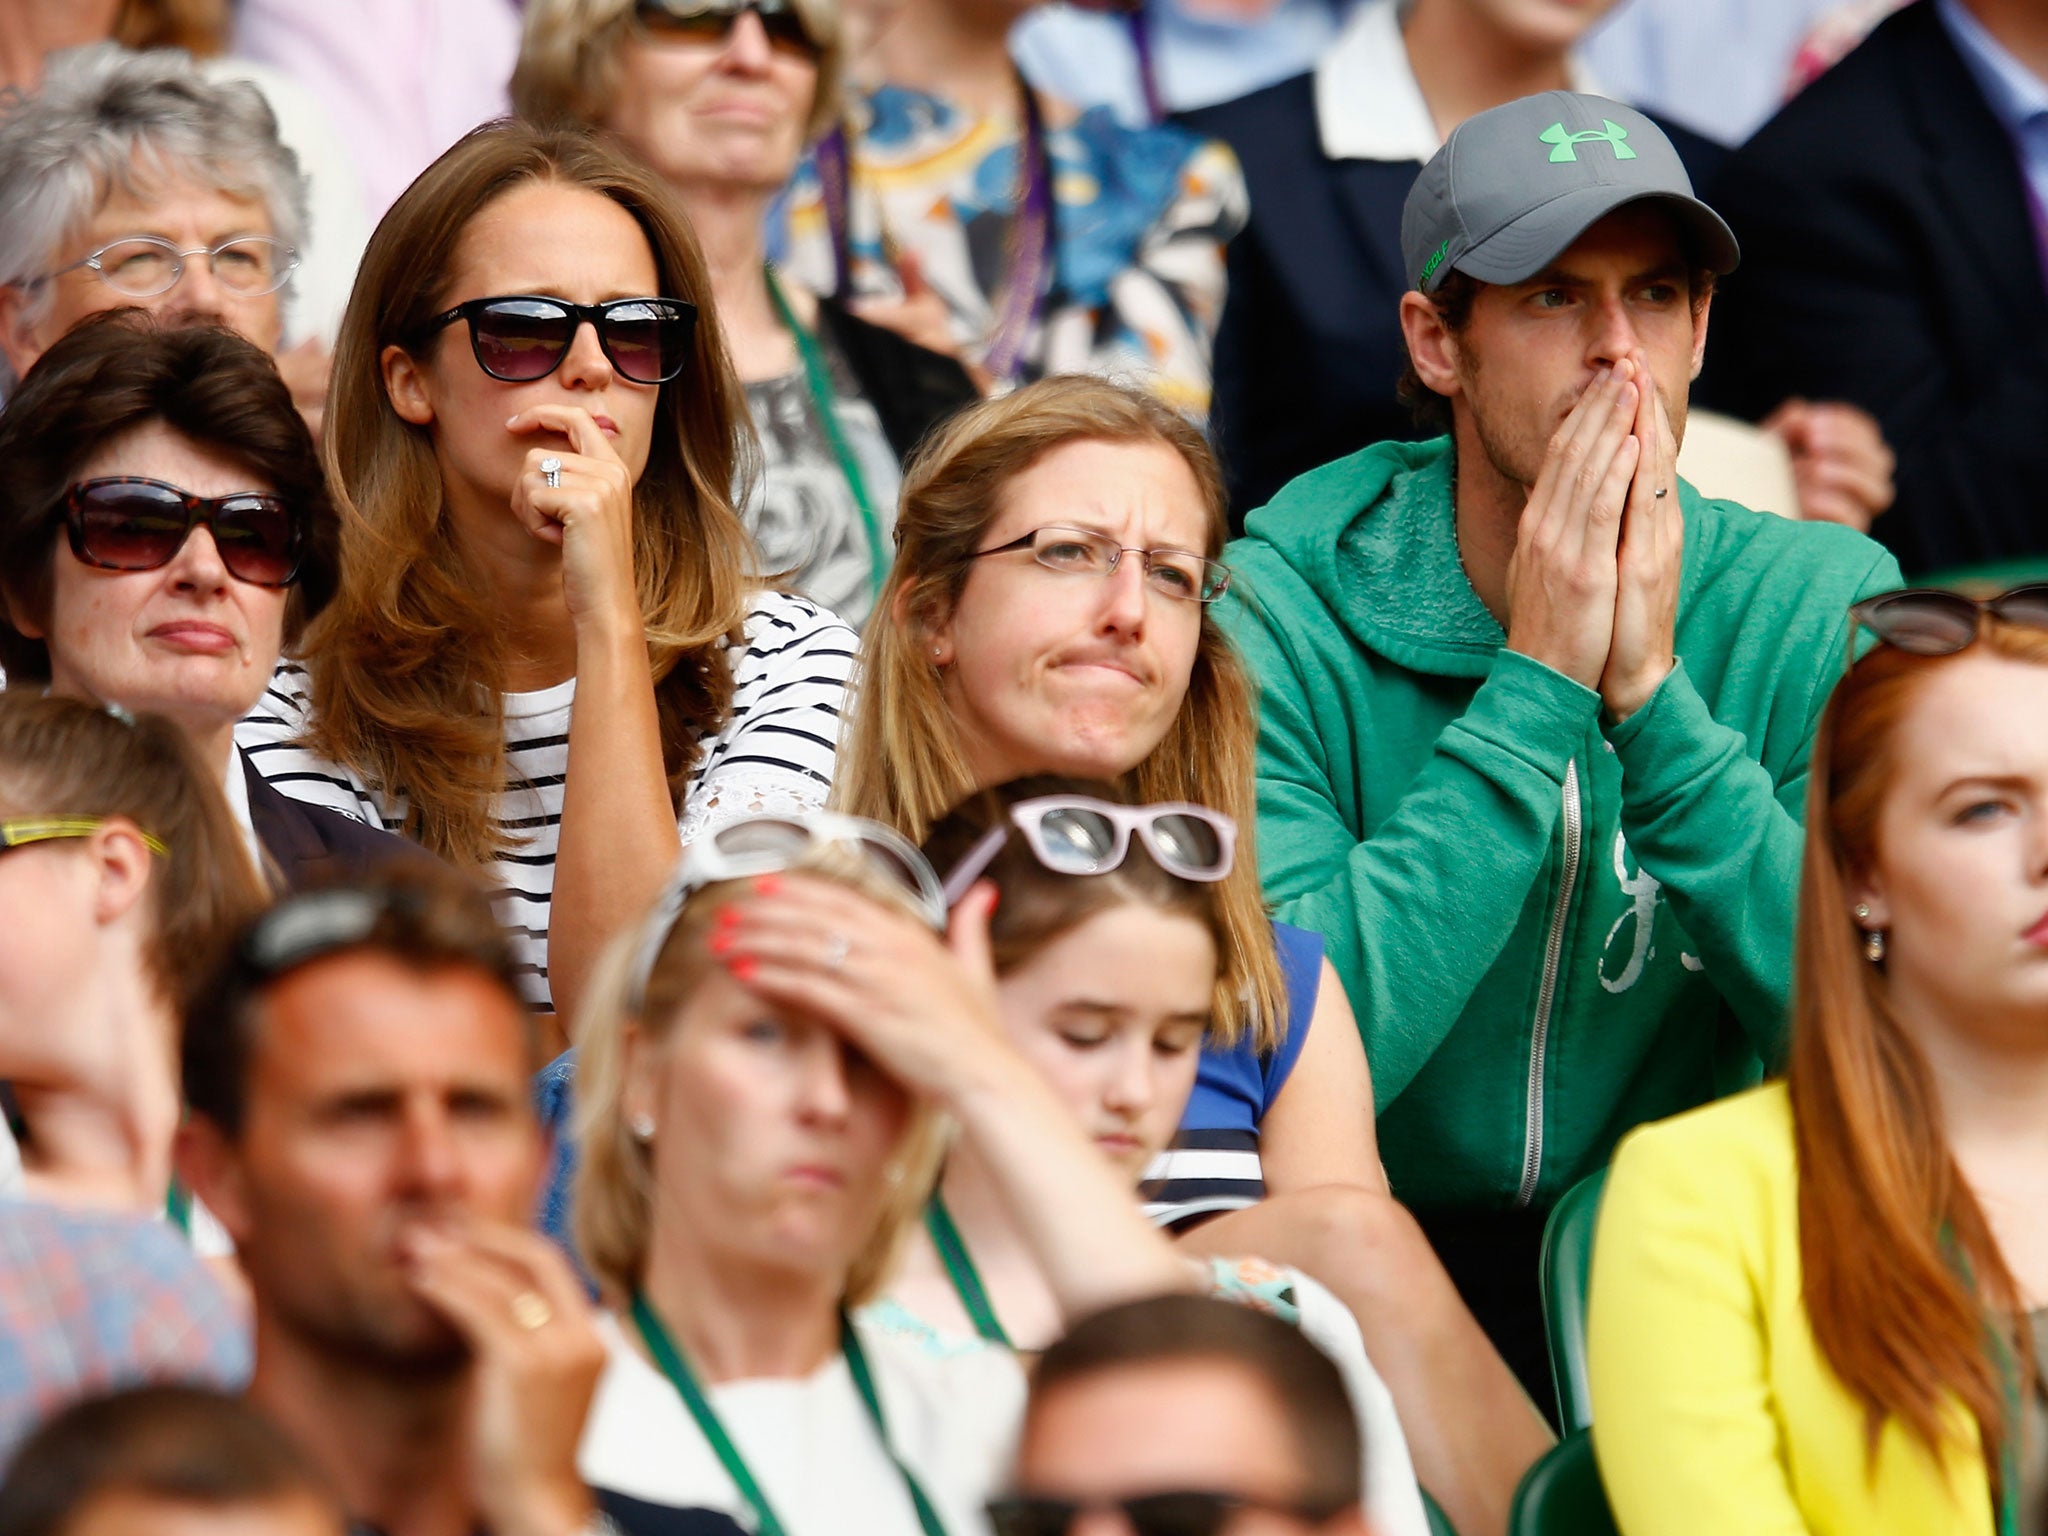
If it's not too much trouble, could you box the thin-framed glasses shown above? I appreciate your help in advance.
[971,525,1231,604]
[0,816,169,859]
[417,295,698,386]
[1848,584,2048,656]
[634,0,822,58]
[48,234,299,298]
[940,795,1236,907]
[63,477,306,588]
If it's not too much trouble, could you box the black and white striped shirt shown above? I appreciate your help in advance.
[235,591,857,1012]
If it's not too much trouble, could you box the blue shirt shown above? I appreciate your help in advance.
[1012,0,1362,127]
[1937,0,2048,236]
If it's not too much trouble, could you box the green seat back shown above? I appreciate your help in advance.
[1509,1430,1618,1536]
[1539,1167,1608,1433]
[1422,1490,1458,1536]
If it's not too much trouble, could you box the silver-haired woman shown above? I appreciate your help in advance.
[0,43,329,426]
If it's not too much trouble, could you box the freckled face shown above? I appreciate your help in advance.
[933,439,1214,787]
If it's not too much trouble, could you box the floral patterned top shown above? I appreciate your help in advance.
[782,83,1247,424]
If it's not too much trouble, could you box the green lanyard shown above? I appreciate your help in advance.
[628,1291,951,1536]
[1941,1230,2024,1536]
[763,266,889,597]
[923,1196,1012,1348]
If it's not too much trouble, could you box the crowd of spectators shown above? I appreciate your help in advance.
[0,3,2044,1536]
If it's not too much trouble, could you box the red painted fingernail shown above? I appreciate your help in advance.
[709,931,734,956]
[753,875,782,895]
[732,958,758,982]
[716,906,742,931]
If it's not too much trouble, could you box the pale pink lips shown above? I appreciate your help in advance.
[2024,911,2048,948]
[149,621,237,655]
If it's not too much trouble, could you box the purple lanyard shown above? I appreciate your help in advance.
[2021,157,2048,298]
[1128,9,1165,125]
[816,75,1058,384]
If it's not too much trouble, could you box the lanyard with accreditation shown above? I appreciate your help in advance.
[628,1291,952,1536]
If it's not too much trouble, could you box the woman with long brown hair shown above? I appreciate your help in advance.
[237,120,857,1029]
[1591,587,2048,1536]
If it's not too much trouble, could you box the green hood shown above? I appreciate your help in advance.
[1224,437,1901,1210]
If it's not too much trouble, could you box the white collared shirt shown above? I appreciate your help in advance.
[1315,0,1600,164]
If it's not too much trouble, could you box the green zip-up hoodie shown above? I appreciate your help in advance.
[1221,437,1901,1213]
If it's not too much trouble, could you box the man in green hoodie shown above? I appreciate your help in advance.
[1220,90,1903,1399]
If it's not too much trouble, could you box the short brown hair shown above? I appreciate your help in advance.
[0,692,267,1013]
[0,1385,338,1536]
[513,0,846,143]
[1032,1294,1362,1514]
[0,311,339,683]
[1396,263,1718,435]
[182,865,534,1138]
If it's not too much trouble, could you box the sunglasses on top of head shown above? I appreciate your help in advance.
[417,295,698,386]
[633,0,822,59]
[61,477,307,588]
[1849,583,2048,656]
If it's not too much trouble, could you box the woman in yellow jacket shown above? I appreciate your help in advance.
[1588,585,2048,1536]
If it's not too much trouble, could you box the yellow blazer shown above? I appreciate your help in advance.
[1588,1083,1996,1536]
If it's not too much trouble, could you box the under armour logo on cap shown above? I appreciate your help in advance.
[1538,120,1638,164]
[1398,90,1741,294]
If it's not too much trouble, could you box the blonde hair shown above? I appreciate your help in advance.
[0,693,267,1012]
[513,0,846,143]
[299,121,759,870]
[835,377,1284,1050]
[574,852,946,1307]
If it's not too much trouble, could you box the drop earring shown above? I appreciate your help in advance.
[1853,905,1885,964]
[631,1113,656,1142]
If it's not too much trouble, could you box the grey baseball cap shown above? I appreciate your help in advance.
[1400,91,1739,295]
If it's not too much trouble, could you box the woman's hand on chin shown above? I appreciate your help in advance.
[714,875,1018,1105]
[507,403,641,640]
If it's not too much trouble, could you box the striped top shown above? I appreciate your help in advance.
[235,591,857,1013]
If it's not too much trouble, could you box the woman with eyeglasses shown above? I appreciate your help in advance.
[1590,587,2048,1536]
[513,0,981,627]
[569,809,1171,1535]
[0,312,416,890]
[234,120,857,1033]
[835,375,1553,1536]
[0,691,265,1213]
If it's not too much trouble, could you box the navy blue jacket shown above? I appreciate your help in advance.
[1697,0,2048,575]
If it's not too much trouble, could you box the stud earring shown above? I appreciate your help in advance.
[630,1113,656,1142]
[1853,903,1871,922]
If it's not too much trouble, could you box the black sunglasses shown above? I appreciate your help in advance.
[633,0,820,58]
[63,477,305,588]
[987,1491,1350,1536]
[419,294,698,385]
[1848,583,2048,656]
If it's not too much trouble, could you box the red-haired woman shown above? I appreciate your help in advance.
[1588,586,2048,1536]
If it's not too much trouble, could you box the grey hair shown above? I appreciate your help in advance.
[0,42,310,327]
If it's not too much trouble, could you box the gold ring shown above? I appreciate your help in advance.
[511,1291,553,1331]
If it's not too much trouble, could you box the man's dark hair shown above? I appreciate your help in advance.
[1032,1294,1361,1513]
[1396,260,1720,435]
[0,309,340,682]
[0,1385,338,1536]
[182,865,535,1138]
